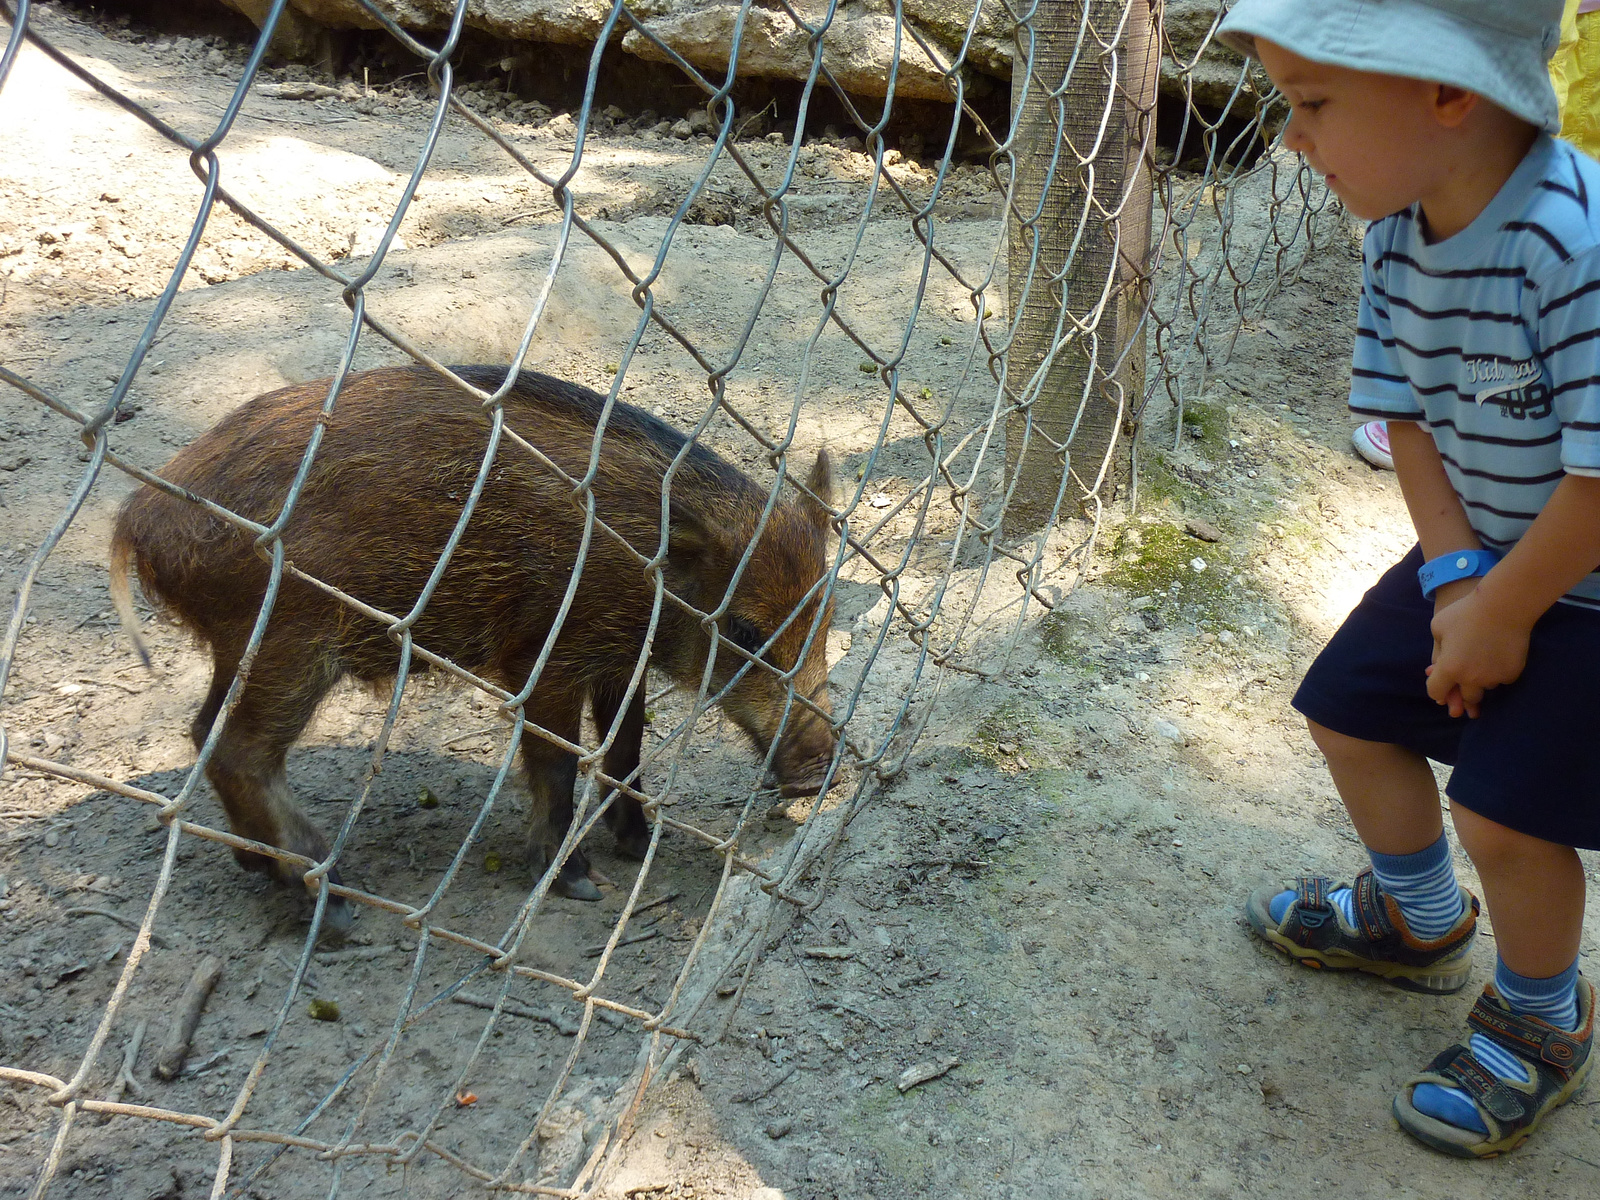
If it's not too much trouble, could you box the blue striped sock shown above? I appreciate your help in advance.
[1367,834,1463,941]
[1267,834,1463,938]
[1411,958,1581,1134]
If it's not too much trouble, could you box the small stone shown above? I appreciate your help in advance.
[417,787,439,809]
[996,741,1017,755]
[1152,719,1185,744]
[1189,557,1207,573]
[897,1056,959,1093]
[764,1118,793,1139]
[1217,630,1235,645]
[1185,518,1222,543]
[43,830,60,848]
[308,999,341,1022]
[670,118,693,139]
[1130,595,1154,611]
[686,109,712,134]
[1237,1063,1253,1075]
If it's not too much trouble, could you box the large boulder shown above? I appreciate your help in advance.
[620,3,964,101]
[1161,0,1257,113]
[214,1,1258,113]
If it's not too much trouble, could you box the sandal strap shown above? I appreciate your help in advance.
[1468,990,1587,1079]
[1351,868,1396,943]
[1290,875,1336,929]
[1422,1043,1530,1127]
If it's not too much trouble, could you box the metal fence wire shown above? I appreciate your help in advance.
[0,0,1340,1195]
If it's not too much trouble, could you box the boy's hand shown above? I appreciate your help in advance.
[1426,589,1532,718]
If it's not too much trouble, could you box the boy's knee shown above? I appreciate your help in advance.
[1451,803,1541,867]
[1306,719,1377,762]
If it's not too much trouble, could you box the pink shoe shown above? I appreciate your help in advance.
[1352,421,1394,470]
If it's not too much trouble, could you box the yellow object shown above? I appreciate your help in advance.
[1552,0,1600,160]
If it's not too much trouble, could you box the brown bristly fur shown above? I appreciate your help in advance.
[110,365,837,920]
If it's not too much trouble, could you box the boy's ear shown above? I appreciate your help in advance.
[1433,83,1480,129]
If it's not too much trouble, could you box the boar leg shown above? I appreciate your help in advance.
[591,678,651,861]
[198,642,352,932]
[518,693,600,901]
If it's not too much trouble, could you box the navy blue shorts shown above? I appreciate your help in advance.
[1292,544,1600,850]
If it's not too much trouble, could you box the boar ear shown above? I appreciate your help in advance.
[801,449,835,530]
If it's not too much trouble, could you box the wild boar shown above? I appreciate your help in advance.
[110,365,837,928]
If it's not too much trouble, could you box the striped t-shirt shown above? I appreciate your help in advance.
[1351,134,1600,609]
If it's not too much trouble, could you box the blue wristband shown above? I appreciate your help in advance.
[1417,548,1500,600]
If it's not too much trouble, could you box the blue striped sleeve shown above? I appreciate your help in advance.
[1350,242,1421,418]
[1537,246,1600,476]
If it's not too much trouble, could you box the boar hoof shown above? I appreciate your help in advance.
[530,841,604,901]
[317,895,354,940]
[614,828,651,862]
[555,867,603,902]
[763,771,827,799]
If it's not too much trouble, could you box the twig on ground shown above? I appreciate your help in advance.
[153,955,223,1081]
[64,907,170,947]
[634,892,679,916]
[185,1047,230,1077]
[107,1018,147,1104]
[313,945,397,964]
[443,724,503,748]
[451,991,579,1036]
[815,999,885,1029]
[732,1065,796,1103]
[582,930,659,958]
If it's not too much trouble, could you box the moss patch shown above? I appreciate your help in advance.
[1181,399,1230,449]
[1104,522,1239,630]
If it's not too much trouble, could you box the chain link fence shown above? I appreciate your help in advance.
[0,1,1340,1195]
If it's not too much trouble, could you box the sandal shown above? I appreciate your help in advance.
[1244,868,1478,994]
[1394,977,1595,1157]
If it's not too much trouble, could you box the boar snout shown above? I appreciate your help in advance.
[758,688,838,797]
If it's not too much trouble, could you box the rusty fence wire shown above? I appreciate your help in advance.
[0,1,1339,1196]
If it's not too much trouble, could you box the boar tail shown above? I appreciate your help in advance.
[109,532,152,669]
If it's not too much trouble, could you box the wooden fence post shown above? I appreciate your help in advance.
[1006,0,1159,526]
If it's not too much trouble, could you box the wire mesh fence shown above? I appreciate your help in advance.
[0,1,1340,1195]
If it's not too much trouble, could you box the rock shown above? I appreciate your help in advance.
[1185,517,1222,542]
[896,1056,959,1093]
[1189,556,1207,573]
[685,107,712,134]
[1152,719,1185,744]
[765,1118,794,1139]
[669,118,694,139]
[1162,1,1263,110]
[622,5,964,100]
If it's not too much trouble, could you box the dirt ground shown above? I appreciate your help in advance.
[3,4,1599,1199]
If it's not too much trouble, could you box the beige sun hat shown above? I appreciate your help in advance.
[1216,0,1565,133]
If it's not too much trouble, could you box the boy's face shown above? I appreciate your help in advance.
[1255,40,1455,222]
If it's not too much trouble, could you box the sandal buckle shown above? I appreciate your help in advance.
[1296,905,1330,929]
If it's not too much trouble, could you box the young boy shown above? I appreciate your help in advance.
[1217,0,1596,1158]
